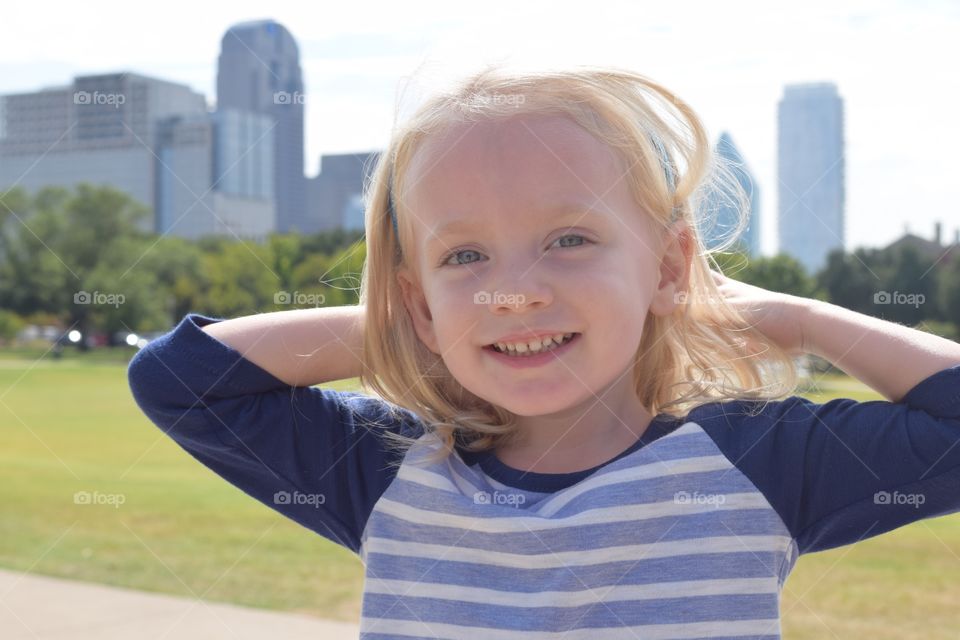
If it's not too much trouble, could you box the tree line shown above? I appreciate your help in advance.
[0,184,957,345]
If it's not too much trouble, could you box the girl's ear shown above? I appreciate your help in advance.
[396,267,441,354]
[649,220,694,317]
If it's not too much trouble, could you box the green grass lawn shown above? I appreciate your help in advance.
[1,356,958,636]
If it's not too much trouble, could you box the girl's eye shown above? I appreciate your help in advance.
[438,234,590,267]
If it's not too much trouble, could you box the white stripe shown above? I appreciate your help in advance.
[396,465,461,494]
[375,490,769,533]
[363,576,776,608]
[658,420,701,439]
[535,453,732,517]
[364,534,791,569]
[361,616,781,639]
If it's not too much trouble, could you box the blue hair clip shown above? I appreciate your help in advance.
[386,134,680,236]
[387,175,399,239]
[649,134,677,193]
[649,134,683,222]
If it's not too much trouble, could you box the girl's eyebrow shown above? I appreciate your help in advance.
[428,206,608,241]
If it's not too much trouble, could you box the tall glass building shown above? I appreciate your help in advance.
[217,20,306,233]
[702,132,761,257]
[777,83,845,276]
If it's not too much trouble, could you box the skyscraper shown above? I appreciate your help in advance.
[703,132,761,257]
[0,71,276,240]
[217,20,306,233]
[306,151,381,232]
[156,110,275,240]
[777,83,845,275]
[0,72,208,233]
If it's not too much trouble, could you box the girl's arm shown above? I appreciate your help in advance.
[708,270,960,403]
[201,305,366,387]
[128,311,422,555]
[801,299,960,403]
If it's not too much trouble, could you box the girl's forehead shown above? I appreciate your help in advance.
[412,114,613,166]
[402,115,627,210]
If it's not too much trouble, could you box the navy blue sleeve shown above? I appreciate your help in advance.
[126,312,424,555]
[695,363,960,554]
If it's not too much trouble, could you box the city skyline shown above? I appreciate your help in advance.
[1,0,957,256]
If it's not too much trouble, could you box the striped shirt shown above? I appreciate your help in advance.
[127,312,960,639]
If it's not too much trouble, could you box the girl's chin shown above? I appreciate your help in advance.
[492,393,578,417]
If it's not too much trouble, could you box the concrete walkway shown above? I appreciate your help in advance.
[0,569,359,639]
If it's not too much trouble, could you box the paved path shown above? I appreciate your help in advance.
[0,569,359,639]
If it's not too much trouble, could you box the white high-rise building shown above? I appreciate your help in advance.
[0,72,207,233]
[0,72,276,240]
[777,82,845,275]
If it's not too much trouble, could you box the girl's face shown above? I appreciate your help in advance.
[396,113,690,419]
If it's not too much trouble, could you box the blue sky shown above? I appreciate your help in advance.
[1,0,957,255]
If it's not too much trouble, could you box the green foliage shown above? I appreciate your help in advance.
[0,185,369,334]
[915,319,959,341]
[939,252,960,323]
[817,243,949,329]
[139,236,207,326]
[0,309,25,342]
[713,250,820,298]
[201,241,279,317]
[713,244,958,340]
[817,248,880,315]
[1,184,957,340]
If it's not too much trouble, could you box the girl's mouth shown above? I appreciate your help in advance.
[482,333,581,368]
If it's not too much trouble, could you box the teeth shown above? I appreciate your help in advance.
[494,333,575,356]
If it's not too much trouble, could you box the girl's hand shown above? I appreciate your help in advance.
[708,270,813,357]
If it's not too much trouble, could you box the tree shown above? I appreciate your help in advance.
[713,250,818,298]
[202,241,279,317]
[0,184,152,347]
[140,236,207,324]
[816,247,879,315]
[939,252,960,326]
[874,244,938,326]
[289,239,367,309]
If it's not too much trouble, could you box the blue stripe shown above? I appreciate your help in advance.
[369,507,787,553]
[363,551,778,592]
[363,593,780,631]
[392,469,756,518]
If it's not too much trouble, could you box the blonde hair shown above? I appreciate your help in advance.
[356,63,799,467]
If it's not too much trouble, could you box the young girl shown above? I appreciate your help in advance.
[128,64,960,639]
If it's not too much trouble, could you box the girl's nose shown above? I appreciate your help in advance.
[483,264,554,312]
